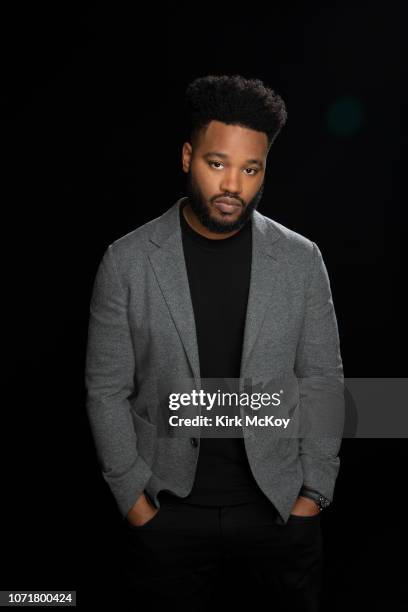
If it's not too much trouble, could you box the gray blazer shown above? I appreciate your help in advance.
[85,196,344,524]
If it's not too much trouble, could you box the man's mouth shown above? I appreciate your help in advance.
[213,198,242,213]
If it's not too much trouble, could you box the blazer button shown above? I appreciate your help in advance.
[190,437,198,447]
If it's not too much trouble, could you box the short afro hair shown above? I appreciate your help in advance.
[183,74,287,150]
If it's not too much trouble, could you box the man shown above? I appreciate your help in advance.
[85,74,344,612]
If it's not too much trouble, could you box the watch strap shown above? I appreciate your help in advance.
[300,486,331,511]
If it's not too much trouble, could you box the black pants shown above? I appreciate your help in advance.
[118,494,323,612]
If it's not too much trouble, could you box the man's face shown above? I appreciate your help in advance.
[182,120,268,234]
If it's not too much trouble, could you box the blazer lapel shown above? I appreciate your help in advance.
[148,198,201,385]
[239,209,281,381]
[147,197,282,387]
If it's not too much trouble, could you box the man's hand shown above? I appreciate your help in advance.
[290,495,320,517]
[126,493,159,527]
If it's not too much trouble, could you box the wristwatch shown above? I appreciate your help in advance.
[300,486,331,512]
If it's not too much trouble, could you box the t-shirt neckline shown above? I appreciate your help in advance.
[180,200,251,251]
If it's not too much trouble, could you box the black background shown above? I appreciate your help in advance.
[2,1,406,610]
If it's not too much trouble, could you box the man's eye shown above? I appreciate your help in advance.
[208,161,258,175]
[208,161,223,169]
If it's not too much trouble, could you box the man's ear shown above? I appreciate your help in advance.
[181,141,192,173]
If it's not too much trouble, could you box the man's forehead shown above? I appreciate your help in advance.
[201,120,268,152]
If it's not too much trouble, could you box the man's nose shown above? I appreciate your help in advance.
[219,170,243,195]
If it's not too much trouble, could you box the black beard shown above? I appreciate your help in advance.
[184,171,264,234]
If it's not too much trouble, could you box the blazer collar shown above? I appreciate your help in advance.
[147,196,282,385]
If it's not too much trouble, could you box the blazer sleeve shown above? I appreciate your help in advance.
[294,241,345,503]
[85,244,153,518]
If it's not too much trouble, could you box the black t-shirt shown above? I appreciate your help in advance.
[161,200,270,506]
